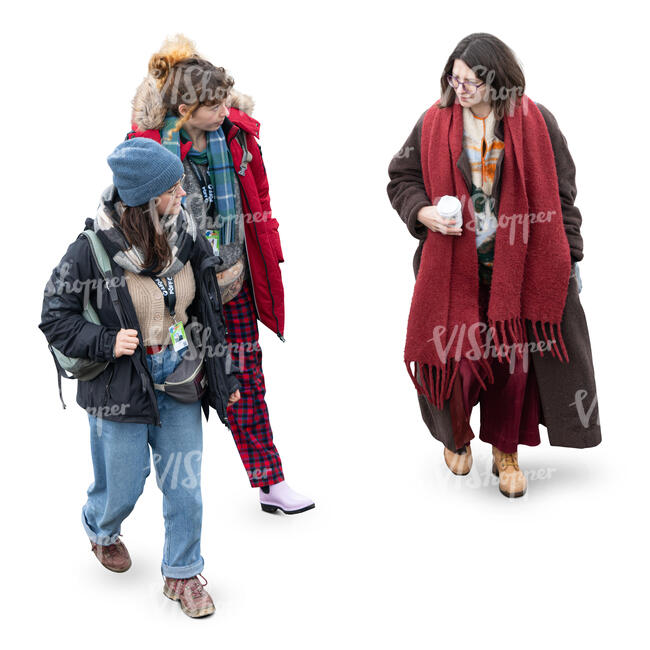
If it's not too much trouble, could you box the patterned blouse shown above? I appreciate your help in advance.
[462,107,504,285]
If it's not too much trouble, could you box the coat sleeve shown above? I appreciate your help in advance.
[192,237,241,396]
[387,111,431,240]
[536,103,585,263]
[246,133,284,263]
[39,237,118,362]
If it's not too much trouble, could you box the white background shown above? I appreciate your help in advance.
[2,0,648,647]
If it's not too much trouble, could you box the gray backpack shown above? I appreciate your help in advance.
[48,230,125,405]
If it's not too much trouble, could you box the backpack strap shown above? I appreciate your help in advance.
[80,230,128,329]
[81,230,113,276]
[235,130,253,176]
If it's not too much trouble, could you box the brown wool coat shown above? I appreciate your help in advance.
[387,102,601,449]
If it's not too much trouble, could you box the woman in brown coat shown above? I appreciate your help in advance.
[387,33,601,498]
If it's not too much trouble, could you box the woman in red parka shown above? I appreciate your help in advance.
[128,35,314,514]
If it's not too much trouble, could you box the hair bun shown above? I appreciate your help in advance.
[148,34,200,87]
[148,54,170,84]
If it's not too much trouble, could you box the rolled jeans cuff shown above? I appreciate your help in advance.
[161,556,205,579]
[81,507,121,546]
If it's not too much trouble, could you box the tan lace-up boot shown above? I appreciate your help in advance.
[443,444,473,475]
[492,447,527,498]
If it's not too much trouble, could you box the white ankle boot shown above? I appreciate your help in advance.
[259,481,315,514]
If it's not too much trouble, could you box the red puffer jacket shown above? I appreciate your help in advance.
[128,107,285,339]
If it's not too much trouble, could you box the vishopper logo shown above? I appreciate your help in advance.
[183,320,259,371]
[436,455,557,493]
[44,259,127,310]
[427,321,555,374]
[463,209,558,247]
[86,403,130,418]
[472,66,527,108]
[394,144,415,160]
[44,260,126,307]
[177,203,274,233]
[158,63,230,107]
[452,67,529,116]
[90,404,131,438]
[569,389,599,428]
[152,450,202,490]
[248,468,273,481]
[437,194,558,246]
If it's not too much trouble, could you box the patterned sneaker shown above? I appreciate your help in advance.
[90,536,132,573]
[163,574,215,618]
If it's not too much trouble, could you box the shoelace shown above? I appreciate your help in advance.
[95,538,120,556]
[173,574,208,600]
[500,453,519,471]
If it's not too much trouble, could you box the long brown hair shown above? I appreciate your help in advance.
[439,33,526,120]
[149,53,235,134]
[120,201,172,274]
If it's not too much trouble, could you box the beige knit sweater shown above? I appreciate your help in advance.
[124,261,196,345]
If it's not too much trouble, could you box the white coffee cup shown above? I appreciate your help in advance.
[436,195,463,228]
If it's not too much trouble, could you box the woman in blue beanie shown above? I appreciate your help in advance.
[40,137,240,618]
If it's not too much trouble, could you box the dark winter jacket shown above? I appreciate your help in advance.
[387,102,601,448]
[39,197,240,427]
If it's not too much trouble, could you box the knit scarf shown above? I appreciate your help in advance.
[161,115,239,247]
[93,186,197,277]
[404,95,571,410]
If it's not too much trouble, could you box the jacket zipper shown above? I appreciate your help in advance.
[200,261,231,428]
[114,286,162,426]
[104,366,115,404]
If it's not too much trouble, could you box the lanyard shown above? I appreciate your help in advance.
[188,159,215,219]
[152,276,177,320]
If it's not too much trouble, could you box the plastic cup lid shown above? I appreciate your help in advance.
[437,195,462,217]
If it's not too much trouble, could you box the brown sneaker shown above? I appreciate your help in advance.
[443,444,473,475]
[90,536,132,573]
[163,574,215,618]
[492,447,527,498]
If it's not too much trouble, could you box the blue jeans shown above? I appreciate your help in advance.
[82,346,204,578]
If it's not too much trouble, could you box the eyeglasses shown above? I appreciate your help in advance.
[165,174,186,196]
[446,74,485,94]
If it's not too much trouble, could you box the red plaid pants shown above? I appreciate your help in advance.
[222,278,284,487]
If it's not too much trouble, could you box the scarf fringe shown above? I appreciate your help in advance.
[489,316,569,364]
[405,315,569,409]
[530,319,569,363]
[405,355,494,411]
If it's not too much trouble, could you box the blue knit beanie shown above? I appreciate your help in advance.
[107,137,184,207]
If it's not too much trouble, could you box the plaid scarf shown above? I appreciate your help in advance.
[161,115,239,247]
[93,186,197,277]
[405,95,571,410]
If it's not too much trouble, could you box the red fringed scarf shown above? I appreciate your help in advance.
[404,95,571,410]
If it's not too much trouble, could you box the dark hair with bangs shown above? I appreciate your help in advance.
[439,33,525,120]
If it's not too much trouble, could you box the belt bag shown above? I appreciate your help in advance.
[216,255,246,304]
[152,332,207,404]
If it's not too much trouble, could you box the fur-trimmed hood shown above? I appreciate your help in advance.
[131,75,256,132]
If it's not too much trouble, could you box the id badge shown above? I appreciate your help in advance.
[205,230,220,255]
[169,322,188,352]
